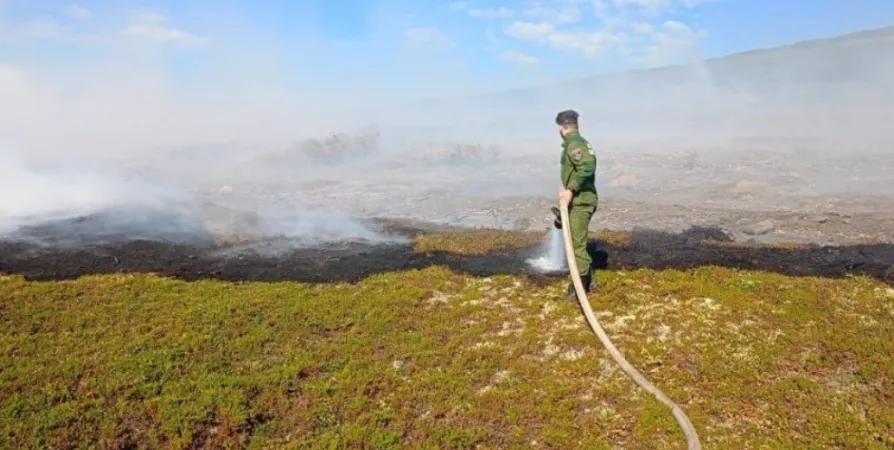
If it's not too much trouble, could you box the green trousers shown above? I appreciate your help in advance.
[568,203,596,277]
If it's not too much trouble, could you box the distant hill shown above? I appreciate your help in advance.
[393,25,894,139]
[484,24,894,103]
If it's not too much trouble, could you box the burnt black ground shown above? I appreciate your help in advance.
[0,221,891,284]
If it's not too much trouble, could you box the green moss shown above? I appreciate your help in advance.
[413,229,542,254]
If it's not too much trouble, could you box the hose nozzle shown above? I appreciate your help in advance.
[550,207,563,229]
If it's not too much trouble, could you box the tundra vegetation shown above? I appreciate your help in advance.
[2,228,893,449]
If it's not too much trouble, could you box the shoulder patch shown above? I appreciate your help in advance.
[571,148,583,161]
[582,141,595,156]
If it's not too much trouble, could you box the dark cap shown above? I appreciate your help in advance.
[555,109,579,126]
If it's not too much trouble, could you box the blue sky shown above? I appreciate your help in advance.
[2,0,894,102]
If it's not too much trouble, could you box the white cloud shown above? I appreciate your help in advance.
[131,12,168,25]
[608,0,715,15]
[547,30,622,57]
[505,20,621,58]
[0,8,208,48]
[502,0,711,64]
[505,21,555,40]
[632,20,707,66]
[677,0,718,7]
[632,22,655,34]
[122,24,209,45]
[500,50,539,64]
[468,7,514,19]
[662,19,700,34]
[523,2,582,24]
[404,27,451,46]
[611,0,672,8]
[66,4,91,20]
[122,12,208,45]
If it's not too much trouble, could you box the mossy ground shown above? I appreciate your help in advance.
[2,229,893,449]
[413,229,544,255]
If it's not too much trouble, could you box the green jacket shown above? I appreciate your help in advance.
[560,129,598,207]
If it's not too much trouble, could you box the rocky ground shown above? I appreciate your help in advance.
[197,139,894,246]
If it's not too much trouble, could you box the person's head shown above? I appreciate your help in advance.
[555,109,579,137]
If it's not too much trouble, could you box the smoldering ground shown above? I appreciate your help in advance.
[2,223,892,284]
[0,146,407,253]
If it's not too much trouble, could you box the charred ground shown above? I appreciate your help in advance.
[2,218,891,283]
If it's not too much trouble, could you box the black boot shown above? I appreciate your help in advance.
[563,281,577,300]
[563,273,594,301]
[583,273,596,292]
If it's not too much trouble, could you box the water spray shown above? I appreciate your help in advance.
[557,197,702,450]
[526,226,567,273]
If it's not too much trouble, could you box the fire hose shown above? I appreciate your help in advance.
[557,198,702,450]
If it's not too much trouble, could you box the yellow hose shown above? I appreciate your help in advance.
[558,198,702,450]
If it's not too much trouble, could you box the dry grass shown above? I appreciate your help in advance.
[592,230,632,247]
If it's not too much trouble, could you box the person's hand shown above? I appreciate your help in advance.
[559,188,573,206]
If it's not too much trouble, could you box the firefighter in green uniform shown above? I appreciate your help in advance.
[554,109,598,300]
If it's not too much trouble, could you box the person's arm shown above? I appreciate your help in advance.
[564,143,595,192]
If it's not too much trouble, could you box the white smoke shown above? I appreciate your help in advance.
[0,149,186,233]
[0,144,403,248]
